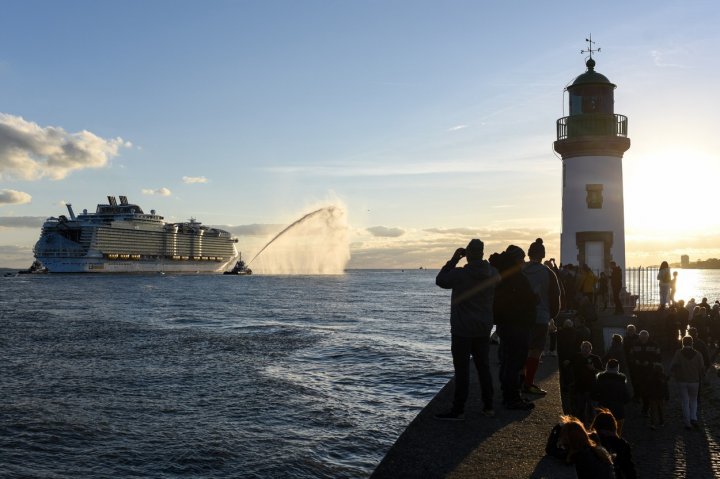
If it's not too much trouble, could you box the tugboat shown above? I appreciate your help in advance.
[223,255,252,275]
[17,260,48,275]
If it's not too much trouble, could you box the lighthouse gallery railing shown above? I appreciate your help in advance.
[556,114,628,140]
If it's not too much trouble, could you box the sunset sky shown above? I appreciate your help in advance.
[1,1,719,269]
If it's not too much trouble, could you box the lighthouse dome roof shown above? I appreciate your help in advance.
[571,58,615,87]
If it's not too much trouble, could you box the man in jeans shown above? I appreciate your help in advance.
[435,239,500,420]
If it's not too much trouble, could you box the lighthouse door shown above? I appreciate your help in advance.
[585,241,604,275]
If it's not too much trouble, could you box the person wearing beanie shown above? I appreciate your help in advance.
[490,244,537,410]
[592,358,631,435]
[521,238,561,396]
[434,239,500,420]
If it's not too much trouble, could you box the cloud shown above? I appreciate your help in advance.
[366,226,405,238]
[0,189,31,205]
[221,224,284,236]
[447,124,468,132]
[182,176,209,184]
[0,216,45,228]
[142,187,172,196]
[0,113,131,180]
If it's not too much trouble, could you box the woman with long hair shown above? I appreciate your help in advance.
[591,409,637,478]
[657,261,671,310]
[558,415,615,478]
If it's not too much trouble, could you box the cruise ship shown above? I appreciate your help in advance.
[33,195,239,273]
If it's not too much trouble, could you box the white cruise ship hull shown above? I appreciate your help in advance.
[33,196,242,274]
[37,256,236,273]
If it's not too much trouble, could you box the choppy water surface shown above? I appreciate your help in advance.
[0,270,451,478]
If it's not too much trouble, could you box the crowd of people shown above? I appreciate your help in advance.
[435,239,718,478]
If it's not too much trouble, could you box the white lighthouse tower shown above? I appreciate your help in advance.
[554,40,630,274]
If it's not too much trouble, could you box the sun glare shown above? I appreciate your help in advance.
[625,150,718,234]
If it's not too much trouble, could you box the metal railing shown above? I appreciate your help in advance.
[625,266,660,309]
[556,114,628,140]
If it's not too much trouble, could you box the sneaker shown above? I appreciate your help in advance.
[505,399,535,410]
[481,408,496,417]
[523,384,547,395]
[434,411,465,421]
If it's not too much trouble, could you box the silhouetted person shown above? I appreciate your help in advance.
[669,271,678,305]
[489,245,536,410]
[591,409,637,478]
[558,416,616,479]
[435,239,500,420]
[522,238,561,396]
[611,261,623,314]
[628,330,661,416]
[657,261,671,310]
[597,272,609,311]
[592,359,631,434]
[571,341,603,424]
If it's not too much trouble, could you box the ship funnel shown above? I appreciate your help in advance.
[119,195,128,205]
[66,203,76,220]
[108,196,118,206]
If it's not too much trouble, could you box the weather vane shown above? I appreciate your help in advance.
[581,34,601,60]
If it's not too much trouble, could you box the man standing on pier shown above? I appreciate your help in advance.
[521,238,561,396]
[435,239,500,420]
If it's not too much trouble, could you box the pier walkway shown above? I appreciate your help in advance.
[372,311,720,478]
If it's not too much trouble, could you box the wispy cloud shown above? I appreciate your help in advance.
[182,176,209,184]
[447,124,468,132]
[367,226,405,238]
[264,155,550,178]
[142,187,172,196]
[0,113,131,180]
[0,216,45,227]
[0,189,31,205]
[650,45,690,68]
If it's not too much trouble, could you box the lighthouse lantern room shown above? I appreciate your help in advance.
[554,38,631,274]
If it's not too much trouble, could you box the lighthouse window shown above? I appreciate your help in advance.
[586,184,603,209]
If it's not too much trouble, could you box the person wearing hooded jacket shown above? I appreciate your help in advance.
[521,238,561,395]
[435,239,500,420]
[670,335,705,429]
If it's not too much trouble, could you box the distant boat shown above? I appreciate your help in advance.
[17,260,48,275]
[223,256,252,275]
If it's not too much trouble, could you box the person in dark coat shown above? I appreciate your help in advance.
[628,330,661,415]
[489,245,538,410]
[591,409,637,479]
[610,261,623,314]
[572,341,604,424]
[434,239,500,420]
[592,359,631,435]
[602,334,629,376]
[557,318,578,410]
[622,324,640,398]
[646,363,669,429]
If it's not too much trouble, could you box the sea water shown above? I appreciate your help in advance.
[3,269,720,478]
[0,270,451,478]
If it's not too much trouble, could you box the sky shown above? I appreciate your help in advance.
[1,0,719,269]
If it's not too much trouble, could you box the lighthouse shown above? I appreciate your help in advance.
[554,42,630,274]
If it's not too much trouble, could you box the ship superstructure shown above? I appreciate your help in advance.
[33,195,238,273]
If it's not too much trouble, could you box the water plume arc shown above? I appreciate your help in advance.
[248,205,350,274]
